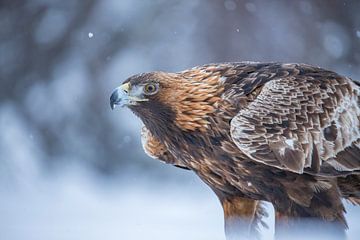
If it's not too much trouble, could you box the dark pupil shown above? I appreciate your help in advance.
[147,85,155,92]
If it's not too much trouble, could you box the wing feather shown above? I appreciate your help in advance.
[229,66,360,174]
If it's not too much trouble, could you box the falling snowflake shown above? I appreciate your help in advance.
[88,32,94,38]
[224,0,237,11]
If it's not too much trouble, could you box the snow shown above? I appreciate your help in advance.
[245,2,257,13]
[323,34,344,58]
[0,167,272,240]
[285,139,295,149]
[1,166,358,240]
[88,32,94,38]
[224,0,237,11]
[321,21,350,59]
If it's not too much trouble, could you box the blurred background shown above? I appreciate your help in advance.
[1,0,360,239]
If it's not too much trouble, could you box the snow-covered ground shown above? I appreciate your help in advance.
[0,166,359,240]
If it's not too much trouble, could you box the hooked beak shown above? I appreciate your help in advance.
[110,82,148,109]
[110,82,131,109]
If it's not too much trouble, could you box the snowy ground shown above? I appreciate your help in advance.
[0,166,359,240]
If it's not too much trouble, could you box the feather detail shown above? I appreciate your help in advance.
[120,62,360,236]
[230,67,360,174]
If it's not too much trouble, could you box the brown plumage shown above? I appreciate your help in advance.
[110,62,360,239]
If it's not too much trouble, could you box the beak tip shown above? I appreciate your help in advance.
[110,83,133,110]
[110,89,120,110]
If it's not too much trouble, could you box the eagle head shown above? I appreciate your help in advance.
[110,70,224,133]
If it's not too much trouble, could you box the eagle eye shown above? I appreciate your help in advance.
[143,83,158,95]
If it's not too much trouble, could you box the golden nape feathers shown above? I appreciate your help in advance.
[111,62,360,239]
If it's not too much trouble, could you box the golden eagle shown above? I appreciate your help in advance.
[110,62,360,239]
